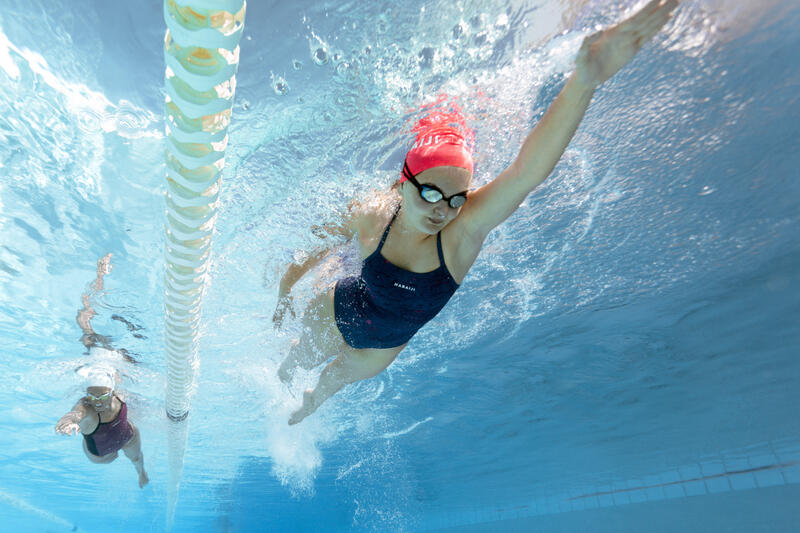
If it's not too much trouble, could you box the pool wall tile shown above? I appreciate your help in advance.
[700,460,731,493]
[583,495,599,509]
[611,488,630,506]
[724,457,750,473]
[781,463,800,484]
[753,468,785,488]
[628,479,647,503]
[678,464,702,480]
[597,493,614,508]
[749,453,778,469]
[775,444,800,464]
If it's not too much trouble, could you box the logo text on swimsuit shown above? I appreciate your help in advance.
[393,282,416,292]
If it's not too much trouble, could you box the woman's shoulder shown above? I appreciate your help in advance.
[350,189,399,234]
[79,402,100,434]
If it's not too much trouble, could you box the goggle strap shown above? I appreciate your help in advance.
[402,162,414,181]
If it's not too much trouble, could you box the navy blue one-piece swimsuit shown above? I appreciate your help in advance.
[334,206,460,349]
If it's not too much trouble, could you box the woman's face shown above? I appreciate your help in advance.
[401,166,472,235]
[86,386,113,412]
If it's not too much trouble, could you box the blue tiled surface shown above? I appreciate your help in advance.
[705,475,731,494]
[775,445,800,465]
[683,479,707,496]
[781,464,800,484]
[749,453,778,469]
[700,460,731,494]
[583,495,599,509]
[612,488,630,506]
[431,442,800,531]
[679,464,702,480]
[753,468,785,488]
[544,496,559,514]
[646,485,666,501]
[724,457,750,473]
[628,479,647,503]
[728,472,757,490]
[700,460,725,477]
[570,496,586,511]
[597,493,614,508]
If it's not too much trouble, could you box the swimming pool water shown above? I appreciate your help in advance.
[1,0,799,531]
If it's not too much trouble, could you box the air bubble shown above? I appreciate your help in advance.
[418,47,436,70]
[495,13,509,32]
[312,47,329,65]
[332,52,342,63]
[452,22,466,40]
[292,59,303,70]
[272,75,289,95]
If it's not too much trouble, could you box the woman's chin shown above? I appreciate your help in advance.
[425,217,446,231]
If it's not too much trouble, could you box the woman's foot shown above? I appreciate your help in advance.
[138,469,149,489]
[288,389,316,425]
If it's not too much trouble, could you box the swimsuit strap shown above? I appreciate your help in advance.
[376,204,401,254]
[436,231,445,268]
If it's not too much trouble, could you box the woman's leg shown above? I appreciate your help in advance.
[278,289,347,383]
[121,424,149,488]
[289,347,400,425]
[280,287,405,424]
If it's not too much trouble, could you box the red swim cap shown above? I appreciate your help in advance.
[401,108,474,181]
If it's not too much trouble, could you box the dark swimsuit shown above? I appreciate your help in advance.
[83,396,135,457]
[334,206,460,349]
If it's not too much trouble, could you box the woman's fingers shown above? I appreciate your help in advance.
[625,0,678,33]
[55,422,78,435]
[636,7,676,46]
[619,0,677,50]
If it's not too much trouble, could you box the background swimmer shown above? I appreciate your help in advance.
[54,254,148,488]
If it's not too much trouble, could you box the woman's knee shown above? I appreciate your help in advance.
[341,351,392,381]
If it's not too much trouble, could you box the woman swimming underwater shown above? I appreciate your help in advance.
[275,0,680,425]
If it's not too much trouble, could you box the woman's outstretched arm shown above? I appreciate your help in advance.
[272,203,359,327]
[76,253,113,347]
[461,0,679,241]
[55,399,89,435]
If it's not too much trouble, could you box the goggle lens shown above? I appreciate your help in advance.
[88,391,112,401]
[420,187,443,203]
[421,187,466,209]
[449,195,467,208]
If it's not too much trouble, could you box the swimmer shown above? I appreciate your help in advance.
[55,254,149,488]
[276,0,679,425]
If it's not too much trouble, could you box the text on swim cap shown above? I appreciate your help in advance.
[411,134,462,150]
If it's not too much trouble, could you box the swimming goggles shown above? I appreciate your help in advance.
[402,163,468,209]
[87,390,113,401]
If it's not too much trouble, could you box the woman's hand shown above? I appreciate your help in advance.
[55,413,81,436]
[272,294,295,329]
[575,0,678,89]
